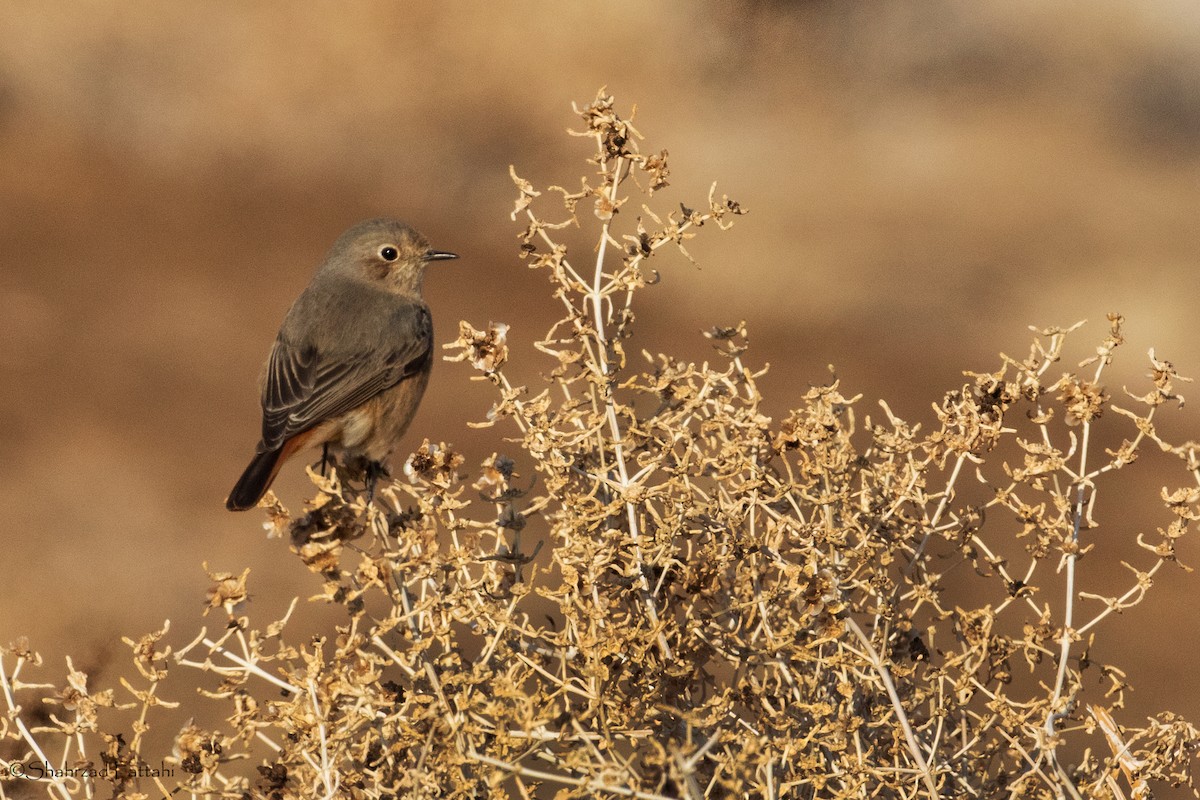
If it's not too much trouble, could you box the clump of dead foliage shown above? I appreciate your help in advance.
[4,91,1200,800]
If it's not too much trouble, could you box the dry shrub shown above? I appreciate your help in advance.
[3,91,1200,800]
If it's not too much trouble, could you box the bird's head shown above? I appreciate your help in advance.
[324,218,457,296]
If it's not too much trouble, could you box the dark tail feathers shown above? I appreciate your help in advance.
[226,446,286,511]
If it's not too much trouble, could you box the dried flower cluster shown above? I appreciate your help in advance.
[3,91,1200,800]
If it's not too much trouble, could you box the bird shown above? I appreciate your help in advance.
[225,218,457,511]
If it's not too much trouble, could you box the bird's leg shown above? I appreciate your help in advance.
[365,460,390,505]
[312,443,332,476]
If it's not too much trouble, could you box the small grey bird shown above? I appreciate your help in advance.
[226,218,457,511]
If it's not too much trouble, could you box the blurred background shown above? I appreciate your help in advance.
[2,0,1199,782]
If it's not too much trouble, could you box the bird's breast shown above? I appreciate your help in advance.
[329,369,432,461]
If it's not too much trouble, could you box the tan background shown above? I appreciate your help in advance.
[2,0,1199,783]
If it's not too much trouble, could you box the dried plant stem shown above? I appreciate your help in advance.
[905,451,969,575]
[590,151,672,660]
[189,637,300,695]
[845,617,940,798]
[1044,353,1111,795]
[467,748,675,800]
[0,653,73,800]
[305,681,339,800]
[1076,557,1168,635]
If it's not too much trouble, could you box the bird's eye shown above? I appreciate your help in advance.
[379,246,399,262]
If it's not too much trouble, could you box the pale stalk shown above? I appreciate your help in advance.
[589,150,672,659]
[845,617,940,798]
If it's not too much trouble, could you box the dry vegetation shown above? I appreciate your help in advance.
[4,92,1200,799]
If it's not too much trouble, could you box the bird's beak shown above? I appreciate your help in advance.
[424,250,458,262]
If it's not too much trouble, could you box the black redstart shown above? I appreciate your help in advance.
[226,218,456,511]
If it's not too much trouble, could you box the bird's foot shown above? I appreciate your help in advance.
[340,455,390,505]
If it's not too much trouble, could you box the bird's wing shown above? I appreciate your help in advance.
[259,301,432,450]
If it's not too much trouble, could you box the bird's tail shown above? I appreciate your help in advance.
[226,446,287,511]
